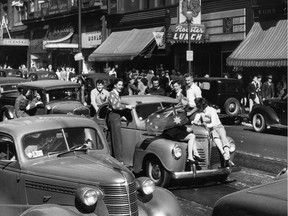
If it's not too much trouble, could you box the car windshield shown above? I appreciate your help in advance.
[136,102,177,120]
[22,127,104,159]
[47,88,80,102]
[0,83,18,93]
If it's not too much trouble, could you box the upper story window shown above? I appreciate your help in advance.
[12,1,28,26]
[110,0,178,14]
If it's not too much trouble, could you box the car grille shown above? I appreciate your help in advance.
[210,146,222,167]
[100,181,138,216]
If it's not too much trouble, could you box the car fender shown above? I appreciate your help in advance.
[1,105,15,120]
[20,202,108,216]
[20,204,88,216]
[137,187,183,216]
[249,105,279,125]
[133,137,186,173]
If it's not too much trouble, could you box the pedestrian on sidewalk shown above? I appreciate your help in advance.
[262,75,275,101]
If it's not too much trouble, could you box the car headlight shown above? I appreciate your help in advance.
[75,187,103,213]
[229,140,236,153]
[136,177,156,195]
[172,144,182,160]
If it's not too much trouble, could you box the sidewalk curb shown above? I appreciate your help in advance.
[234,151,287,175]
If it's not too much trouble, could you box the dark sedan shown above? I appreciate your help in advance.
[0,80,90,121]
[0,77,26,120]
[249,98,287,132]
[212,171,287,216]
[194,77,246,122]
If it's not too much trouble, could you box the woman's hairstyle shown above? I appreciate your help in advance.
[195,97,208,109]
[113,78,124,86]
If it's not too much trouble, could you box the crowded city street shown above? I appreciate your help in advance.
[0,0,287,216]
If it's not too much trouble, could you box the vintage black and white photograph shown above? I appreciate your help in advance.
[0,0,286,215]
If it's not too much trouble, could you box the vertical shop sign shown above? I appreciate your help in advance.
[179,0,201,24]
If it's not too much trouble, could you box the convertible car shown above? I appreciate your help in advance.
[249,98,287,133]
[0,115,182,216]
[94,95,236,187]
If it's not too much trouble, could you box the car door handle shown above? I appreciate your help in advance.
[43,195,51,203]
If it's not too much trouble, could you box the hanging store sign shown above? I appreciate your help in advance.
[153,31,165,49]
[82,31,102,48]
[172,24,205,43]
[0,38,29,46]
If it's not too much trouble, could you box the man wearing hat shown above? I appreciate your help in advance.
[262,75,275,101]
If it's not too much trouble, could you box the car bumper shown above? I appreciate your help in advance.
[171,167,232,179]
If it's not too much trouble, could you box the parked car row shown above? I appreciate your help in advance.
[0,115,183,216]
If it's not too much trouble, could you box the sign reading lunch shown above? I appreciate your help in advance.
[173,24,205,42]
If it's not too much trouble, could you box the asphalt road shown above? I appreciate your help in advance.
[226,124,287,161]
[171,122,287,216]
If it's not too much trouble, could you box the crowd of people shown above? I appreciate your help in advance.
[238,73,287,112]
[11,61,288,170]
[95,73,234,168]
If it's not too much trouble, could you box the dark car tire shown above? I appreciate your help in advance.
[252,113,266,133]
[224,98,240,116]
[145,157,170,187]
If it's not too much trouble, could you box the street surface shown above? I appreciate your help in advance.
[172,167,276,216]
[171,122,287,216]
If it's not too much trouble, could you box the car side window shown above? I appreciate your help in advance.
[0,135,16,161]
[197,81,210,90]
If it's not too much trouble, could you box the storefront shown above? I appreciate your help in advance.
[0,38,29,68]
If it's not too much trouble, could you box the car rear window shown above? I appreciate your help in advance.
[0,83,18,93]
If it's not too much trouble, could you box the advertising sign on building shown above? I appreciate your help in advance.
[82,31,102,48]
[172,24,205,43]
[153,31,165,49]
[0,39,29,46]
[41,0,69,16]
[179,0,201,24]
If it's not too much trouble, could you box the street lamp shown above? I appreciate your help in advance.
[186,9,193,75]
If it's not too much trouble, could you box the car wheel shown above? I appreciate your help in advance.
[252,113,266,133]
[145,157,170,187]
[224,98,240,116]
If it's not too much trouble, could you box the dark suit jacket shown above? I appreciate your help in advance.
[262,82,275,99]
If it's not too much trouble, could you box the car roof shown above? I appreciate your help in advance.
[120,95,178,105]
[213,178,287,215]
[82,73,110,79]
[0,77,26,84]
[18,80,80,90]
[0,115,99,136]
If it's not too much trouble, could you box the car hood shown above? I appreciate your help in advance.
[48,101,90,116]
[212,178,287,216]
[25,153,134,184]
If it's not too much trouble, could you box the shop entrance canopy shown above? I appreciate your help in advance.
[227,20,287,67]
[88,27,163,62]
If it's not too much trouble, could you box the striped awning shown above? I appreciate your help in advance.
[227,20,287,67]
[88,27,162,62]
